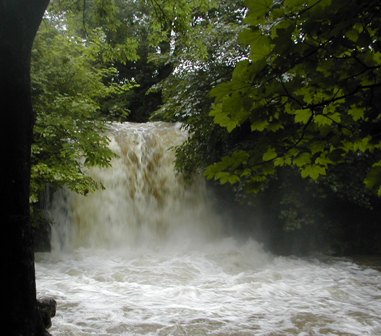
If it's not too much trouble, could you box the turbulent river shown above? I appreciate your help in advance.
[35,122,381,336]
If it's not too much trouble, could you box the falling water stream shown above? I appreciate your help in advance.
[36,122,381,336]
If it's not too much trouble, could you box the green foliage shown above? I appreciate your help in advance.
[31,0,225,203]
[45,1,144,121]
[206,0,381,194]
[48,0,221,122]
[146,0,245,123]
[150,0,247,181]
[30,17,133,201]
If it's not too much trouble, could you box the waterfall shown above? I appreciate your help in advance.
[38,122,381,336]
[49,122,221,251]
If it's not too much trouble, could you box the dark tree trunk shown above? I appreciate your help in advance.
[0,1,49,335]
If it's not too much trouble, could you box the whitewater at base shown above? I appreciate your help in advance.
[36,122,381,336]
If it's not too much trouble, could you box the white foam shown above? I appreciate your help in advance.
[38,122,381,335]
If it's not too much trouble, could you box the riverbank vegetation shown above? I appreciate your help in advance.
[31,0,381,256]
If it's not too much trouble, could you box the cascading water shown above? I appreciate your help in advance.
[36,122,381,336]
[49,122,221,251]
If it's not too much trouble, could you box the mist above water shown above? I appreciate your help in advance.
[36,122,381,336]
[49,122,222,251]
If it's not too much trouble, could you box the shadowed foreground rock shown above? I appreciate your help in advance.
[37,297,56,331]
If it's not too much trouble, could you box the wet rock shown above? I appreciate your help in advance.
[37,297,56,329]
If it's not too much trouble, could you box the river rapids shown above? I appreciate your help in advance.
[35,122,381,336]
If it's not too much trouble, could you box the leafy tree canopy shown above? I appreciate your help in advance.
[31,15,133,202]
[30,0,218,202]
[45,0,220,121]
[150,0,247,178]
[204,0,381,195]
